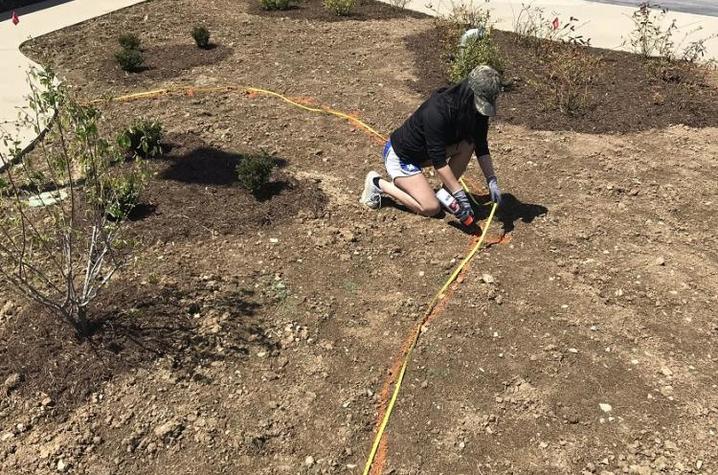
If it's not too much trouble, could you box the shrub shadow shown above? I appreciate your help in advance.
[159,142,288,189]
[0,285,274,415]
[127,203,156,221]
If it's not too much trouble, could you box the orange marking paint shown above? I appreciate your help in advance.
[367,232,486,475]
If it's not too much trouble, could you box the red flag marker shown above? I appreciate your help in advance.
[552,17,559,30]
[11,10,20,25]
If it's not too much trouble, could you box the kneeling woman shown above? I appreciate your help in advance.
[360,65,503,223]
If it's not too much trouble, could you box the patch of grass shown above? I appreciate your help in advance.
[236,153,276,195]
[192,25,211,49]
[342,280,358,294]
[272,279,288,302]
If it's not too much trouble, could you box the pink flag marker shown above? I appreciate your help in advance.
[11,10,20,25]
[552,17,559,31]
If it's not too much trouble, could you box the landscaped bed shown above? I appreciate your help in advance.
[1,0,717,473]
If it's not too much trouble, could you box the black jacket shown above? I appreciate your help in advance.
[390,80,490,167]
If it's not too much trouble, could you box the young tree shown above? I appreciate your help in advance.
[0,69,146,336]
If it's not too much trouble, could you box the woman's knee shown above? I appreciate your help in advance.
[417,199,441,217]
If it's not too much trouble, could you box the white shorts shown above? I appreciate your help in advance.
[382,141,423,181]
[382,140,473,182]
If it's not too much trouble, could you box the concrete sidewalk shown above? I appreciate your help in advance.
[382,0,718,59]
[0,0,145,164]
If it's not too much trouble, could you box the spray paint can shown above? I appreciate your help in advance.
[436,189,474,226]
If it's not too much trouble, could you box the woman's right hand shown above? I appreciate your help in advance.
[453,189,474,221]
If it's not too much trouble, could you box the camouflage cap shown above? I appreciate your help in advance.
[468,65,501,117]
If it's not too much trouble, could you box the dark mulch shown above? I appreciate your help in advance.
[0,283,269,411]
[247,0,426,22]
[126,133,327,243]
[405,27,718,133]
[108,44,233,82]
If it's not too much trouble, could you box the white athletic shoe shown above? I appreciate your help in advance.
[360,171,382,209]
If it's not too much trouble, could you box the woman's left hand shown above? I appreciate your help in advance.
[487,177,502,205]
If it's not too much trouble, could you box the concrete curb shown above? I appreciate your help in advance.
[377,0,718,60]
[0,0,147,168]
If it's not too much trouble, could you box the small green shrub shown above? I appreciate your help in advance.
[117,119,164,158]
[118,33,141,51]
[114,48,144,73]
[449,33,504,82]
[323,0,356,16]
[236,153,276,194]
[260,0,293,10]
[104,173,144,220]
[435,4,504,82]
[192,25,211,49]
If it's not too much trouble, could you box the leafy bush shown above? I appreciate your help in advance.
[449,33,504,82]
[114,48,144,73]
[192,25,211,49]
[260,0,293,10]
[437,4,504,82]
[323,0,356,16]
[117,119,164,158]
[236,153,276,194]
[0,69,145,335]
[118,33,141,51]
[104,172,145,220]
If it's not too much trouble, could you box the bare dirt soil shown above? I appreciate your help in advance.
[2,0,717,474]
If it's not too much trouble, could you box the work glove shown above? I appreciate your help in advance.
[452,189,474,222]
[487,176,502,206]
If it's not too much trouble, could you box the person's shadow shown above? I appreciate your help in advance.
[381,191,547,235]
[449,192,548,235]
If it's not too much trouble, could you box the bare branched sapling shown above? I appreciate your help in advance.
[0,69,146,335]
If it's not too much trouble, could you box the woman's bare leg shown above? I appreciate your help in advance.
[377,174,440,217]
[374,141,471,216]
